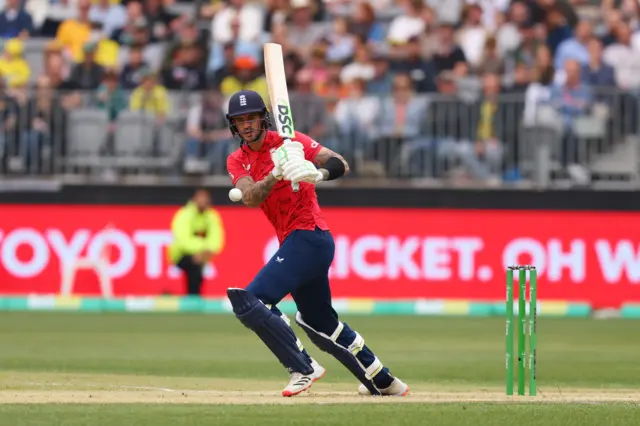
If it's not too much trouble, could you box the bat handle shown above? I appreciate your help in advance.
[283,138,300,192]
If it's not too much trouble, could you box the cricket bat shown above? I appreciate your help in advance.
[264,42,299,192]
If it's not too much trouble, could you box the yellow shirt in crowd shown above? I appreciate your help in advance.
[56,20,119,67]
[130,85,171,116]
[220,76,269,105]
[477,100,497,141]
[85,39,120,68]
[56,19,91,62]
[0,58,30,88]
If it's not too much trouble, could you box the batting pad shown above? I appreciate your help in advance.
[227,288,314,375]
[295,312,382,396]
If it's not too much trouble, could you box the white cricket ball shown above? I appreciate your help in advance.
[228,188,243,202]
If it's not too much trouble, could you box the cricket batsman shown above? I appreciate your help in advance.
[225,89,409,397]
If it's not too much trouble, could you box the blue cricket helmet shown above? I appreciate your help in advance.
[226,90,272,144]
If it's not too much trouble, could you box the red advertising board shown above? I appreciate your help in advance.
[0,205,639,308]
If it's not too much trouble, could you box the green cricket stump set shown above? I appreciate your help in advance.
[506,265,537,396]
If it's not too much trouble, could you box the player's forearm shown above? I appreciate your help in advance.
[314,148,350,180]
[317,156,349,182]
[242,174,278,207]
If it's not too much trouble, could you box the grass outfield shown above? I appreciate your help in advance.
[1,312,639,425]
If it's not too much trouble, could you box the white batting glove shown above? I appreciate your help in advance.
[271,141,304,180]
[283,160,323,185]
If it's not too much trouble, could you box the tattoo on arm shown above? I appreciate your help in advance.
[236,175,278,207]
[314,147,350,176]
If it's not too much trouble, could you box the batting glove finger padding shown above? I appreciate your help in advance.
[283,160,322,185]
[271,148,304,180]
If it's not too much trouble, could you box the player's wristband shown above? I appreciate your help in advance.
[323,157,346,181]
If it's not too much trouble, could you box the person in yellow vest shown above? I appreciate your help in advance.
[168,188,225,296]
[0,38,30,88]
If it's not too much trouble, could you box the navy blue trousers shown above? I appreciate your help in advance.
[245,226,394,388]
[246,226,339,335]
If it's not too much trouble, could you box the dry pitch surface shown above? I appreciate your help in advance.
[1,372,639,405]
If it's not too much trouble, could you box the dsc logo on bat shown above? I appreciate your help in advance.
[276,101,294,137]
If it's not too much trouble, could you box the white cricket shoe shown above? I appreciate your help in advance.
[357,377,410,396]
[282,358,326,397]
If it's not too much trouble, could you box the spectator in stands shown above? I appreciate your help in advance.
[208,42,235,89]
[289,69,326,141]
[129,68,170,123]
[22,75,57,174]
[95,69,127,125]
[315,56,348,99]
[84,19,120,69]
[44,49,74,92]
[432,23,467,75]
[349,1,385,49]
[550,59,592,165]
[119,45,147,89]
[56,0,93,63]
[366,53,393,95]
[496,0,529,56]
[376,73,428,174]
[340,44,375,85]
[475,36,505,76]
[457,73,505,182]
[68,42,104,90]
[112,2,144,42]
[199,0,226,21]
[392,36,437,93]
[0,0,35,39]
[161,43,207,91]
[319,74,349,100]
[116,17,165,73]
[0,39,30,89]
[457,4,488,69]
[283,50,304,88]
[40,0,79,38]
[184,89,233,172]
[335,78,379,152]
[582,38,615,88]
[163,18,206,68]
[417,5,439,59]
[507,22,540,74]
[208,12,262,80]
[523,45,555,126]
[545,6,572,55]
[603,22,640,91]
[599,9,623,47]
[287,0,327,58]
[387,0,425,46]
[89,0,126,39]
[419,70,479,178]
[262,0,288,34]
[211,0,264,45]
[533,44,555,85]
[143,0,179,43]
[161,20,207,91]
[326,16,355,63]
[268,21,293,57]
[219,56,268,104]
[0,78,19,167]
[554,19,593,72]
[301,47,329,94]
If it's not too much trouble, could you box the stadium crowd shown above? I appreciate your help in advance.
[0,0,639,183]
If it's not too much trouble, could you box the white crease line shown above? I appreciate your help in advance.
[21,382,176,392]
[119,386,176,392]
